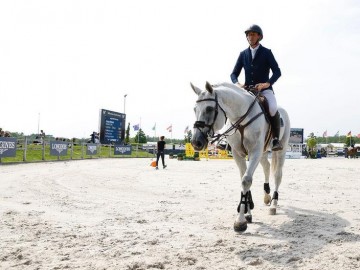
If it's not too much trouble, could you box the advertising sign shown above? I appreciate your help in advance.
[86,143,98,155]
[114,145,132,155]
[289,128,304,144]
[99,109,126,144]
[0,137,17,158]
[50,141,68,156]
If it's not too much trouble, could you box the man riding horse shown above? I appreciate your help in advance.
[230,24,283,151]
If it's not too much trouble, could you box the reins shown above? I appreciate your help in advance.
[208,87,264,154]
[193,92,227,140]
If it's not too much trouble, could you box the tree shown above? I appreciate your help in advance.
[345,136,354,147]
[133,129,147,144]
[125,123,130,144]
[306,133,317,158]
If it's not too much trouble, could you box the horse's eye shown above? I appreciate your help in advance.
[206,106,214,113]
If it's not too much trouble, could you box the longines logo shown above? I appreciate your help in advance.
[0,148,9,155]
[52,143,67,154]
[116,146,131,154]
[0,141,15,154]
[88,145,97,153]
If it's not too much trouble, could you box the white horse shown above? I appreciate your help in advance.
[191,82,290,232]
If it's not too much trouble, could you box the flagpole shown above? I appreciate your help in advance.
[350,132,352,146]
[154,123,156,141]
[325,130,327,144]
[137,117,141,157]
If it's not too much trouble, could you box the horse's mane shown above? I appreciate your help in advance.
[211,82,254,98]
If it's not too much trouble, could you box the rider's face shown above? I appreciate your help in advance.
[246,32,260,47]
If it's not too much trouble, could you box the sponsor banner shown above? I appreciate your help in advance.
[86,143,98,155]
[50,141,68,156]
[114,145,132,155]
[0,137,17,158]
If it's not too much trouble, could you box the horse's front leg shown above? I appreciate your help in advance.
[233,151,261,232]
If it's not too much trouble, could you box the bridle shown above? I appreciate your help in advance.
[193,88,264,151]
[193,92,227,142]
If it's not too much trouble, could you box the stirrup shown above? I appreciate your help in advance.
[272,139,283,151]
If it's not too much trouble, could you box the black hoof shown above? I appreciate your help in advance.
[245,214,252,223]
[234,221,247,232]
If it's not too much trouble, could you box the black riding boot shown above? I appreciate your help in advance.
[270,111,283,151]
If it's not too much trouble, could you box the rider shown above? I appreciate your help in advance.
[230,24,283,151]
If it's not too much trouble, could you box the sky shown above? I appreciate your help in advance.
[1,0,360,140]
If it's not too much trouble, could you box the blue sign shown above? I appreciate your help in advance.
[99,109,126,144]
[86,143,98,155]
[114,145,132,155]
[0,137,17,158]
[50,141,68,156]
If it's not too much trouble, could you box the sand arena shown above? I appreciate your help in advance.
[1,157,359,269]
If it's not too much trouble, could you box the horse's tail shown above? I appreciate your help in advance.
[271,107,290,178]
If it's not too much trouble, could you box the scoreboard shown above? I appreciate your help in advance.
[99,109,126,144]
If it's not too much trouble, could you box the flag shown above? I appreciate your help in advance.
[167,124,172,132]
[334,131,339,137]
[133,124,139,131]
[184,125,189,134]
[347,131,352,137]
[152,123,156,131]
[322,130,327,138]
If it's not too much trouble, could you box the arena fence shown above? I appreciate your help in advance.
[0,137,155,164]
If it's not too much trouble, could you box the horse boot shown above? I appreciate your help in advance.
[270,111,283,151]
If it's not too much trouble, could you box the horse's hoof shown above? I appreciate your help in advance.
[269,207,276,215]
[245,214,252,223]
[234,221,247,232]
[264,194,271,205]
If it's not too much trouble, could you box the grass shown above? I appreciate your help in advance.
[0,144,154,164]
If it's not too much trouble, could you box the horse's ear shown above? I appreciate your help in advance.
[190,82,202,95]
[205,81,213,94]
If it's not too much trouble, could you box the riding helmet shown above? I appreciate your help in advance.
[245,24,263,40]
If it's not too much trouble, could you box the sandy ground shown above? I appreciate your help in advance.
[1,156,360,270]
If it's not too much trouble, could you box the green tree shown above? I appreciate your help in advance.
[125,123,130,144]
[345,136,354,147]
[133,129,147,143]
[306,133,317,158]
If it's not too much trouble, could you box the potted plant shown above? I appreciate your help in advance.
[194,152,200,161]
[177,153,184,160]
[169,152,174,159]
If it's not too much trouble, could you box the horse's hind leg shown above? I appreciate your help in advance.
[260,152,271,205]
[269,150,286,215]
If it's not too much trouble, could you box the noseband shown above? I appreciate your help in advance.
[194,89,264,152]
[193,93,227,142]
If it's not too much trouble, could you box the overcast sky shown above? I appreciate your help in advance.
[1,0,360,140]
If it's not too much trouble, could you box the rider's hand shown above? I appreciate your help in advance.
[255,82,270,91]
[236,82,244,88]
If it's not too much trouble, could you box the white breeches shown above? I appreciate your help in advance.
[262,90,278,116]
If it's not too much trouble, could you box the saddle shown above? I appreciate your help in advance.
[244,86,283,152]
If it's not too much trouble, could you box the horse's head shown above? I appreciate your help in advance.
[190,81,227,151]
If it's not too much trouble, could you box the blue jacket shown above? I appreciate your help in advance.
[230,44,281,91]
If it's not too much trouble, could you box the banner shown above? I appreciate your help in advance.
[50,141,68,156]
[86,143,98,155]
[0,137,17,158]
[114,145,132,155]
